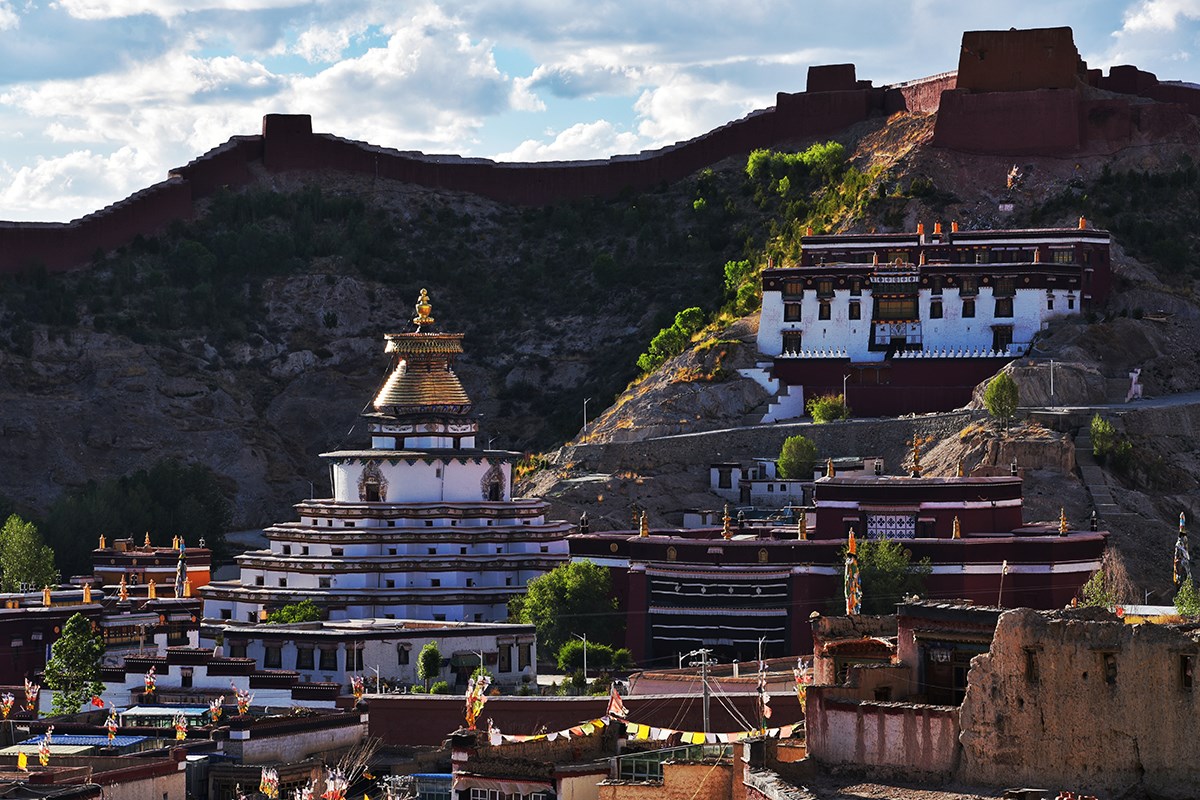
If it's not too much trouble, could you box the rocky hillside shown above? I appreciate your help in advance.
[2,100,1200,593]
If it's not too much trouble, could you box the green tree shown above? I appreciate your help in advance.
[777,435,818,479]
[1176,578,1200,617]
[518,560,622,658]
[556,640,616,672]
[1080,569,1116,609]
[265,600,321,624]
[0,515,59,592]
[417,642,442,690]
[983,372,1019,427]
[807,393,850,424]
[44,613,105,715]
[844,538,932,615]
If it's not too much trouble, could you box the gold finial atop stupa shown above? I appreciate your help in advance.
[826,458,836,478]
[639,511,649,538]
[952,516,961,539]
[722,504,732,540]
[798,509,808,540]
[1059,507,1069,537]
[413,288,435,329]
[143,531,152,548]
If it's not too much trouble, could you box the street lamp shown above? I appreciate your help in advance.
[843,374,850,403]
[573,633,588,680]
[583,398,592,436]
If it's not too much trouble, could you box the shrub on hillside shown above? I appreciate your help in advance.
[807,393,849,424]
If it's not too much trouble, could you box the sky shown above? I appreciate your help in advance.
[1,1,1199,222]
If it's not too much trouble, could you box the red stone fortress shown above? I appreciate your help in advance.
[569,463,1105,665]
[753,221,1111,418]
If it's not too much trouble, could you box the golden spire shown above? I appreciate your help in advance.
[956,459,964,478]
[413,288,435,329]
[148,579,157,600]
[144,531,152,548]
[952,516,961,539]
[83,583,92,604]
[722,504,732,540]
[826,458,835,478]
[639,511,649,538]
[1059,508,1069,537]
[172,535,180,550]
[118,575,128,602]
[98,534,106,550]
[798,509,808,541]
[42,586,51,607]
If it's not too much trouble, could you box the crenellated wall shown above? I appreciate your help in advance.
[5,26,1200,276]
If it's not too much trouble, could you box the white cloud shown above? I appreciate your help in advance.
[633,75,764,147]
[0,1,19,31]
[0,147,156,221]
[494,119,641,161]
[1121,0,1200,32]
[288,5,514,149]
[54,0,301,20]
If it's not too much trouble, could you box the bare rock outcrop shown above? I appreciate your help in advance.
[582,317,769,444]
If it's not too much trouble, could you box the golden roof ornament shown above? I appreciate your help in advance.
[148,579,157,600]
[144,531,152,548]
[83,583,92,604]
[413,288,435,329]
[42,586,51,607]
[638,511,649,538]
[952,516,961,539]
[98,534,106,550]
[722,504,732,540]
[1059,507,1069,537]
[826,458,836,478]
[118,575,128,602]
[798,509,808,541]
[183,578,192,598]
[956,459,964,478]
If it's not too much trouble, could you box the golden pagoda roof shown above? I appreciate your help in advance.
[383,332,465,356]
[373,360,472,412]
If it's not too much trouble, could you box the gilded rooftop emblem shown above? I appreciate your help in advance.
[413,288,435,329]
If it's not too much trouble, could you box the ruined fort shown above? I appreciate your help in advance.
[3,26,1200,275]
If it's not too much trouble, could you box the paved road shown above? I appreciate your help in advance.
[1023,388,1200,413]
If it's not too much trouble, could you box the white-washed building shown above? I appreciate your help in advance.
[202,290,571,625]
[747,221,1111,419]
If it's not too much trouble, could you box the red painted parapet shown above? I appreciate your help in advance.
[933,88,1082,154]
[956,27,1083,93]
[0,179,194,274]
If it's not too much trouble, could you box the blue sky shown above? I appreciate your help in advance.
[1,1,1199,221]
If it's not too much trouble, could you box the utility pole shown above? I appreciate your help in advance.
[1050,359,1055,405]
[687,648,714,734]
[573,633,588,680]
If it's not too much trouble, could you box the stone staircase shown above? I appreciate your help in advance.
[1074,431,1129,519]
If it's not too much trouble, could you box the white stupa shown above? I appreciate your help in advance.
[202,289,571,624]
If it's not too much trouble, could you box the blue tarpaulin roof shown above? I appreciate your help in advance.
[19,734,147,747]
